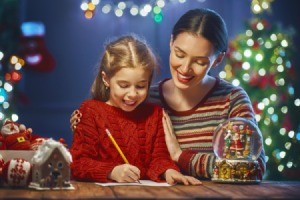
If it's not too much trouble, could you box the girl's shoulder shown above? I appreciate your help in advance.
[78,99,106,116]
[80,99,103,109]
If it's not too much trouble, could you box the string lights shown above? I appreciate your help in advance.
[0,52,25,122]
[80,0,206,23]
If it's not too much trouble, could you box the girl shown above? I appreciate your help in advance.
[70,35,201,185]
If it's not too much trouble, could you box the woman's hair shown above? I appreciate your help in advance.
[172,8,228,54]
[91,34,158,101]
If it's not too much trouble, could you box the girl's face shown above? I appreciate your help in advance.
[169,32,219,90]
[103,68,150,112]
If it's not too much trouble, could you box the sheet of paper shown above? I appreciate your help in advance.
[95,180,171,187]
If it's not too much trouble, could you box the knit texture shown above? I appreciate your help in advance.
[149,77,266,179]
[70,100,179,182]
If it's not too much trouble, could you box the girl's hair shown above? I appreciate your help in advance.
[172,8,228,54]
[91,34,158,101]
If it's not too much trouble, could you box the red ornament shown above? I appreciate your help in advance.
[2,158,32,187]
[283,114,292,131]
[252,101,262,115]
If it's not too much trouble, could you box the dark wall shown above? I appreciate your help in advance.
[18,0,296,146]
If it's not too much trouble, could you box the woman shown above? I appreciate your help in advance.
[71,8,266,180]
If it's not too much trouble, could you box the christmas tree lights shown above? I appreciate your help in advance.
[222,0,300,180]
[0,0,24,127]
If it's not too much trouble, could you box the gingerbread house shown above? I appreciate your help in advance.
[29,138,73,190]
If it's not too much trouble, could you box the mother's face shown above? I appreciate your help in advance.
[169,32,219,90]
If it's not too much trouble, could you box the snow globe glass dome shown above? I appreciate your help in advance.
[213,117,263,160]
[212,117,263,183]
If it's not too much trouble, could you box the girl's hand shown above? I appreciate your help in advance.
[70,110,82,132]
[162,110,182,162]
[109,164,141,183]
[164,169,202,185]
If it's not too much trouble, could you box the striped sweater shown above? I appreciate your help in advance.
[149,77,266,179]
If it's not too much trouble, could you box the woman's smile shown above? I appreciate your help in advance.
[177,70,194,84]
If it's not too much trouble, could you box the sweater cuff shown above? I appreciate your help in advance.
[177,150,196,175]
[93,164,116,182]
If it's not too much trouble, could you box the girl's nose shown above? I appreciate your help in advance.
[128,87,138,97]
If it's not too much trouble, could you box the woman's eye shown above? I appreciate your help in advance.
[175,53,184,58]
[136,85,146,89]
[196,59,210,66]
[196,61,206,66]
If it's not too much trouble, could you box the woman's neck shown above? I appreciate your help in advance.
[163,76,215,111]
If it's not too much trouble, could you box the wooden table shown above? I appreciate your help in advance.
[1,181,300,199]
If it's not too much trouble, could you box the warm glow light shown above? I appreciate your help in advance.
[11,113,18,122]
[242,62,250,70]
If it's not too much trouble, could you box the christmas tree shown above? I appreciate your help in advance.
[0,0,24,127]
[222,0,300,180]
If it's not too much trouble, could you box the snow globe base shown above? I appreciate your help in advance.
[212,158,261,184]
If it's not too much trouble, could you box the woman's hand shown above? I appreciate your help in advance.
[162,110,182,162]
[70,110,82,132]
[108,164,141,183]
[164,169,202,185]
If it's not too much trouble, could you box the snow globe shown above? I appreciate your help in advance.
[212,117,263,183]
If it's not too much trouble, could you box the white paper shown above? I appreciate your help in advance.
[95,180,171,187]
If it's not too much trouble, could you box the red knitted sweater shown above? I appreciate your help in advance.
[70,100,179,182]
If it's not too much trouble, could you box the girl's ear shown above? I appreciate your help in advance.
[101,71,110,87]
[211,52,226,67]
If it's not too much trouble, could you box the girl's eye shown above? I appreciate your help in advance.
[119,84,129,88]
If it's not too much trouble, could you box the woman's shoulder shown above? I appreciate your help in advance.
[216,78,247,94]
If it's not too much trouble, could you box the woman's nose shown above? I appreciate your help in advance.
[181,59,192,73]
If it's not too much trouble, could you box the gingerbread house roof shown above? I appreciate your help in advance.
[31,138,72,165]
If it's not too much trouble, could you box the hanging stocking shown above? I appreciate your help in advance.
[20,22,55,72]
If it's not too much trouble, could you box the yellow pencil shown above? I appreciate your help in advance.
[105,129,141,184]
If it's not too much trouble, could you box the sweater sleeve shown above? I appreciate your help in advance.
[177,87,266,179]
[70,101,115,182]
[146,107,179,182]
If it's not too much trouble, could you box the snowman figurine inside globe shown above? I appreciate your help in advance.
[212,117,263,183]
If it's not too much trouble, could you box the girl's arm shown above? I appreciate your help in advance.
[146,107,180,182]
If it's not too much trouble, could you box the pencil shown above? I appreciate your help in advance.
[105,129,141,184]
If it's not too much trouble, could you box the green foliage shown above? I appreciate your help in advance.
[224,17,300,180]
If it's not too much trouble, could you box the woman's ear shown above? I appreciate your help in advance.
[101,71,109,87]
[212,52,226,67]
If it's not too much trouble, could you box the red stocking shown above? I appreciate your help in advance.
[20,22,55,72]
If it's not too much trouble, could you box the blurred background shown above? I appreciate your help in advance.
[1,0,299,180]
